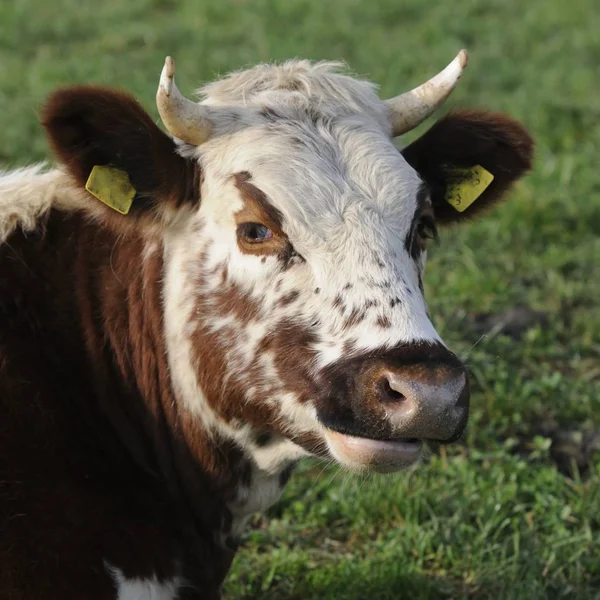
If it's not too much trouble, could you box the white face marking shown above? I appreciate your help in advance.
[163,61,445,467]
[107,565,185,600]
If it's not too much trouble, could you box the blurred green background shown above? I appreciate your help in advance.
[1,0,599,598]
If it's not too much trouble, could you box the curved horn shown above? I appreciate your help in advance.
[386,50,468,137]
[156,56,213,145]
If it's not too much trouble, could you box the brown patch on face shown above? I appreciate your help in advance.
[204,341,278,429]
[188,245,321,448]
[189,270,325,454]
[187,259,284,425]
[254,319,319,404]
[233,172,292,258]
[217,281,263,324]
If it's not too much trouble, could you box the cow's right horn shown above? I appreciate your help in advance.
[385,50,468,137]
[156,56,214,146]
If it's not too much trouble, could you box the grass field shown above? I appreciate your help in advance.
[1,0,599,597]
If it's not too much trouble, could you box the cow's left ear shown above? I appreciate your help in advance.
[41,86,199,228]
[401,109,534,225]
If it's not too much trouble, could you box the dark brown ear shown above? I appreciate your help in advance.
[401,109,534,225]
[41,87,199,225]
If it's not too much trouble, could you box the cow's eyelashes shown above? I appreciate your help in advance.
[416,216,438,242]
[238,222,274,244]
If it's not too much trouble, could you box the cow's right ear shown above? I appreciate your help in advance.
[401,109,533,225]
[41,86,200,227]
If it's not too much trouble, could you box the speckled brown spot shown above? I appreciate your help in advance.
[343,306,367,329]
[333,294,346,314]
[278,290,300,307]
[376,315,392,328]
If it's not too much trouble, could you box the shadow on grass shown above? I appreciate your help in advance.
[233,569,596,600]
[233,570,471,600]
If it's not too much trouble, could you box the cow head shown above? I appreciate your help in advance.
[42,52,533,474]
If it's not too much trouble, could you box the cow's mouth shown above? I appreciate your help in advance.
[323,428,423,473]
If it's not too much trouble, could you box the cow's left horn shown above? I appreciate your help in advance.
[385,50,468,137]
[156,56,213,145]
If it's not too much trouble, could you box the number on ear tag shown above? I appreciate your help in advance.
[445,165,494,213]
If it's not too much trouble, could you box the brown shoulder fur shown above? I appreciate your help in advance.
[0,211,234,599]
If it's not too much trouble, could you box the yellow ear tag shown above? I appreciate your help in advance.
[445,165,494,213]
[85,165,136,215]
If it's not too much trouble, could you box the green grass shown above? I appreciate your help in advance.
[2,0,599,597]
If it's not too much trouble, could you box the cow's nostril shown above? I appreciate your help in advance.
[381,378,406,403]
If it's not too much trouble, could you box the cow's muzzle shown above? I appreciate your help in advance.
[317,342,470,472]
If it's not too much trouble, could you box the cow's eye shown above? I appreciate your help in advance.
[238,222,273,243]
[416,216,438,242]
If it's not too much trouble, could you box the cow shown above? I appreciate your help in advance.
[0,50,533,599]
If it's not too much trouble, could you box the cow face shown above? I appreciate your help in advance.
[43,55,533,474]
